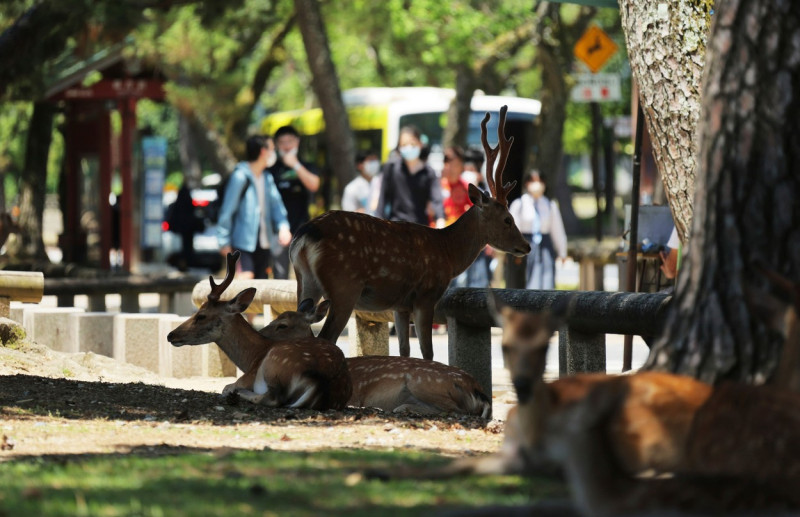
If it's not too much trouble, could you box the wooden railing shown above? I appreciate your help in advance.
[45,274,202,313]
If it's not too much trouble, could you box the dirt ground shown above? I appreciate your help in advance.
[0,341,508,461]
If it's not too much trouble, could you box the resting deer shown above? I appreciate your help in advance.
[167,252,351,410]
[289,106,530,360]
[407,277,800,481]
[545,380,800,517]
[259,301,492,418]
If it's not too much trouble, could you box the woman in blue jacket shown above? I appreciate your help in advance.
[217,135,291,279]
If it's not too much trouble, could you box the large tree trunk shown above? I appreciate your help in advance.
[8,101,52,262]
[647,0,800,384]
[443,65,476,150]
[619,0,712,243]
[294,0,355,193]
[178,113,202,189]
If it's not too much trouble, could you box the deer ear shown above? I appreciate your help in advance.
[298,298,316,315]
[314,300,331,322]
[468,183,490,207]
[227,288,257,314]
[486,289,507,327]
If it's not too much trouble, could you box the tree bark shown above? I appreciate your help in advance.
[443,66,476,149]
[619,0,712,243]
[294,0,355,193]
[178,113,202,189]
[8,101,53,262]
[647,0,800,384]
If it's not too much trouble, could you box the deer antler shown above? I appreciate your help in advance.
[209,251,240,301]
[480,105,515,206]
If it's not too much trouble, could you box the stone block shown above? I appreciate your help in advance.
[9,302,26,325]
[69,312,116,357]
[113,313,175,375]
[23,307,86,353]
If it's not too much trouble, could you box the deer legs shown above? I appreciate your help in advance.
[413,306,435,361]
[395,311,411,357]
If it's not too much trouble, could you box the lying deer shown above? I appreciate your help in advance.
[259,301,492,418]
[167,252,351,410]
[289,106,530,360]
[545,380,800,517]
[409,279,800,480]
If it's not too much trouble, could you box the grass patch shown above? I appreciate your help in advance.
[0,448,566,516]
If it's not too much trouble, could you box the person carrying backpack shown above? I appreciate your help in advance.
[217,135,291,279]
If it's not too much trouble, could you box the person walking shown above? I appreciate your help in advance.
[509,171,567,290]
[268,125,320,279]
[375,126,444,228]
[342,150,380,213]
[217,135,291,279]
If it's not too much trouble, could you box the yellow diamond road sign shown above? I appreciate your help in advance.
[573,25,618,73]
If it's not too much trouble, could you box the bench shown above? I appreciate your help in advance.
[45,274,202,314]
[192,279,671,398]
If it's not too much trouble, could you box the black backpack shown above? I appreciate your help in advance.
[207,174,251,224]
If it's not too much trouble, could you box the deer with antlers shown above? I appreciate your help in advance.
[259,301,491,418]
[167,252,351,410]
[289,106,530,360]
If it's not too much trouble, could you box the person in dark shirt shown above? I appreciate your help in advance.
[268,125,320,279]
[375,126,444,228]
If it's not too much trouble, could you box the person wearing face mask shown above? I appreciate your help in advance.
[508,170,567,290]
[375,126,445,227]
[268,125,320,279]
[217,135,291,280]
[342,151,380,213]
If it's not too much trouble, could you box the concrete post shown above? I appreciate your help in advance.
[349,317,389,356]
[447,316,492,401]
[559,325,606,376]
[69,312,116,357]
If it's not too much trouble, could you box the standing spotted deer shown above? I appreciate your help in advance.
[259,301,491,418]
[289,106,531,360]
[167,252,351,410]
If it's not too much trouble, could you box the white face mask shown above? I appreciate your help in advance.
[399,145,421,162]
[265,151,277,168]
[461,171,479,186]
[528,181,545,197]
[279,147,298,159]
[363,159,380,177]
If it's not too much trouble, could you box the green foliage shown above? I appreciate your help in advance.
[0,448,564,515]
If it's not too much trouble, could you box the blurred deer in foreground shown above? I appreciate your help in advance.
[167,252,351,410]
[289,106,530,360]
[259,301,491,418]
[545,380,800,517]
[410,275,800,481]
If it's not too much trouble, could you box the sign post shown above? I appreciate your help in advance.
[573,25,619,242]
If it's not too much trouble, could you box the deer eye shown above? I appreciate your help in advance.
[276,323,288,330]
[195,314,206,321]
[504,217,513,226]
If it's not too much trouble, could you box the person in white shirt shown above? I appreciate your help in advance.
[342,151,380,213]
[509,170,567,289]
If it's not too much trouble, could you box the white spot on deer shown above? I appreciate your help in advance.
[345,218,352,227]
[353,220,361,231]
[349,235,356,244]
[378,267,389,277]
[338,233,344,240]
